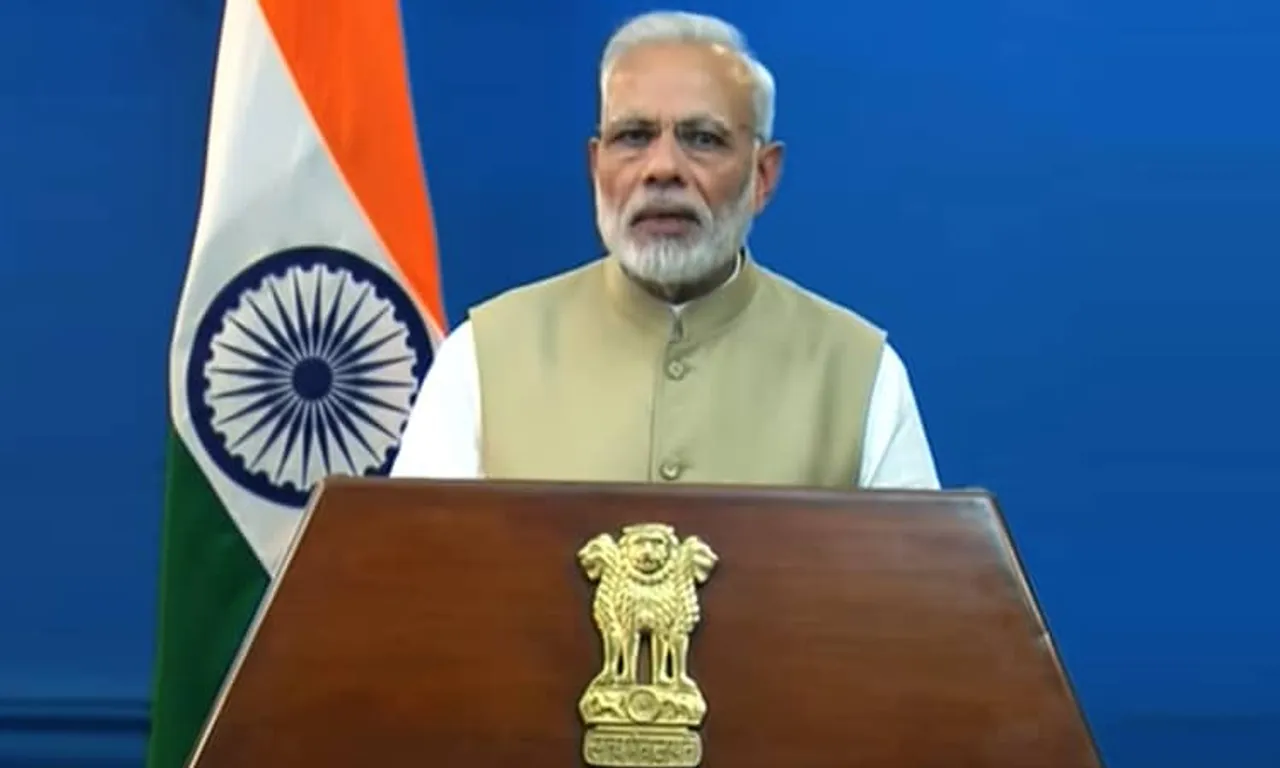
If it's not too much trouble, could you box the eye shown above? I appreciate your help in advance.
[677,127,728,150]
[611,128,653,147]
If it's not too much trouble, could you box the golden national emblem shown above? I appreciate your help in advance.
[576,523,719,767]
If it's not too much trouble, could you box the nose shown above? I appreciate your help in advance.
[640,129,687,190]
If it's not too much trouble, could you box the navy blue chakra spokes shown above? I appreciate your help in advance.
[186,247,433,508]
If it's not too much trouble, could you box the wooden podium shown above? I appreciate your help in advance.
[186,478,1101,767]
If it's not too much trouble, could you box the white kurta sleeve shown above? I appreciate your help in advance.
[390,321,483,479]
[857,343,942,489]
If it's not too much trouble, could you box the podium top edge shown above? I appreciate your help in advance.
[310,476,996,506]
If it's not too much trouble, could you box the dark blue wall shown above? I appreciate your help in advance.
[1,0,1277,765]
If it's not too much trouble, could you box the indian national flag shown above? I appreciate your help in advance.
[150,1,446,766]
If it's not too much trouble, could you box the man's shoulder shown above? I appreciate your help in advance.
[470,257,605,319]
[754,262,887,342]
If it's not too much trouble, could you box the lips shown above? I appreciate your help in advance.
[631,207,699,224]
[629,205,702,240]
[630,209,699,237]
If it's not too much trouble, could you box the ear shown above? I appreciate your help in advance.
[751,140,785,213]
[587,135,601,181]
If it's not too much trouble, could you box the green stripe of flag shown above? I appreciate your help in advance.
[145,430,268,768]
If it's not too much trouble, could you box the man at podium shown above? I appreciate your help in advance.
[393,10,939,491]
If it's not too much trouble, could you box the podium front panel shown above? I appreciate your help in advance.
[188,479,1099,768]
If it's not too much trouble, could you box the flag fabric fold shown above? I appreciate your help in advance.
[149,1,445,765]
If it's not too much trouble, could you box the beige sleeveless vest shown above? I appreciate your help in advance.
[468,254,886,487]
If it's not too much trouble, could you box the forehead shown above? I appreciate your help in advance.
[601,42,754,126]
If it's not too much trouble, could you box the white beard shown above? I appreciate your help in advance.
[594,171,757,287]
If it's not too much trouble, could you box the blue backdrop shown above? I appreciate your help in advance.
[1,0,1277,765]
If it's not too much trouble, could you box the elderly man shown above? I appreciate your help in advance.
[392,11,940,489]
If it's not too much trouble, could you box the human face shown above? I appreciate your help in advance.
[589,42,782,290]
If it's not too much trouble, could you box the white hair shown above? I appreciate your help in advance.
[599,11,776,142]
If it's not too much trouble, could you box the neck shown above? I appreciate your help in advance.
[624,253,740,305]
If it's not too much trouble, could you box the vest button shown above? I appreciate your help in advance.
[659,461,683,481]
[665,359,687,380]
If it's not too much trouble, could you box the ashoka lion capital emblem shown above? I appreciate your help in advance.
[577,523,718,767]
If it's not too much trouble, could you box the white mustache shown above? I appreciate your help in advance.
[622,193,712,228]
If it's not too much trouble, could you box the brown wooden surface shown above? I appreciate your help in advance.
[188,478,1100,768]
